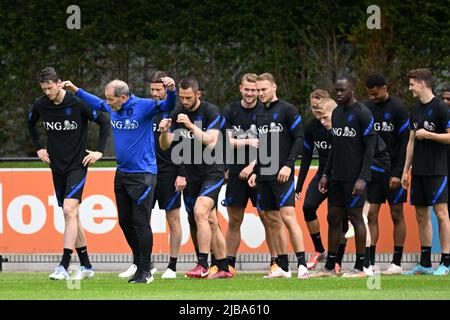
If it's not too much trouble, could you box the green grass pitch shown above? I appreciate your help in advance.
[0,272,449,300]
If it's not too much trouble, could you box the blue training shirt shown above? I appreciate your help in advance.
[76,88,176,174]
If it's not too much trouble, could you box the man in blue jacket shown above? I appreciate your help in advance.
[61,77,176,284]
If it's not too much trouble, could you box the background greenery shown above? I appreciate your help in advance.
[0,0,449,157]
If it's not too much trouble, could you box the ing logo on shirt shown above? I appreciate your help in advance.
[374,122,394,132]
[231,125,258,139]
[332,126,356,137]
[314,141,331,149]
[413,121,435,132]
[257,122,284,133]
[111,120,139,130]
[42,120,78,131]
[423,121,436,131]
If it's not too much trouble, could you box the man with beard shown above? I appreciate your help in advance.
[159,77,232,279]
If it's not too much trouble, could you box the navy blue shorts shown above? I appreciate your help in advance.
[52,167,88,207]
[411,175,448,206]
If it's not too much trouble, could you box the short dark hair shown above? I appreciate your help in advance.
[408,68,433,88]
[365,74,387,89]
[179,77,200,92]
[150,71,167,84]
[337,74,357,88]
[39,67,60,83]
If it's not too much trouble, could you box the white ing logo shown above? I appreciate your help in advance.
[374,122,394,132]
[332,127,356,137]
[414,121,436,132]
[424,121,436,131]
[180,129,195,139]
[153,122,161,132]
[111,120,139,130]
[257,122,284,133]
[42,121,78,131]
[314,141,331,150]
[233,125,258,139]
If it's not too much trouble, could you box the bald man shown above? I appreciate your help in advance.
[61,78,176,284]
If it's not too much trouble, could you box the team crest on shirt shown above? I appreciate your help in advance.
[65,107,73,116]
[126,108,134,116]
[273,112,279,121]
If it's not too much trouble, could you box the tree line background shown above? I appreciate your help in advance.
[0,0,448,157]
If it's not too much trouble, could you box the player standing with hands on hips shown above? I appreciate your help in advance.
[28,67,110,280]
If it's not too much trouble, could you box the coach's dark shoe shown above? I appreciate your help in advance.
[132,271,154,284]
[128,270,141,283]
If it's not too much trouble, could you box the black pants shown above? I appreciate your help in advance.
[114,170,156,273]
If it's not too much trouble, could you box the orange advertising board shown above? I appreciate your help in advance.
[0,168,420,254]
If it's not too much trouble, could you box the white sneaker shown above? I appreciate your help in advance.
[297,265,310,279]
[382,263,403,275]
[345,223,355,239]
[161,268,177,279]
[363,266,374,276]
[49,266,69,280]
[150,264,157,275]
[119,264,137,278]
[72,266,95,280]
[268,267,291,278]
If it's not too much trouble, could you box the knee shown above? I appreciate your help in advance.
[348,214,364,229]
[280,211,297,227]
[327,212,340,227]
[228,215,243,230]
[63,203,78,219]
[390,210,404,225]
[166,215,181,228]
[208,215,219,230]
[415,210,428,224]
[367,210,378,225]
[435,207,450,222]
[268,214,283,228]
